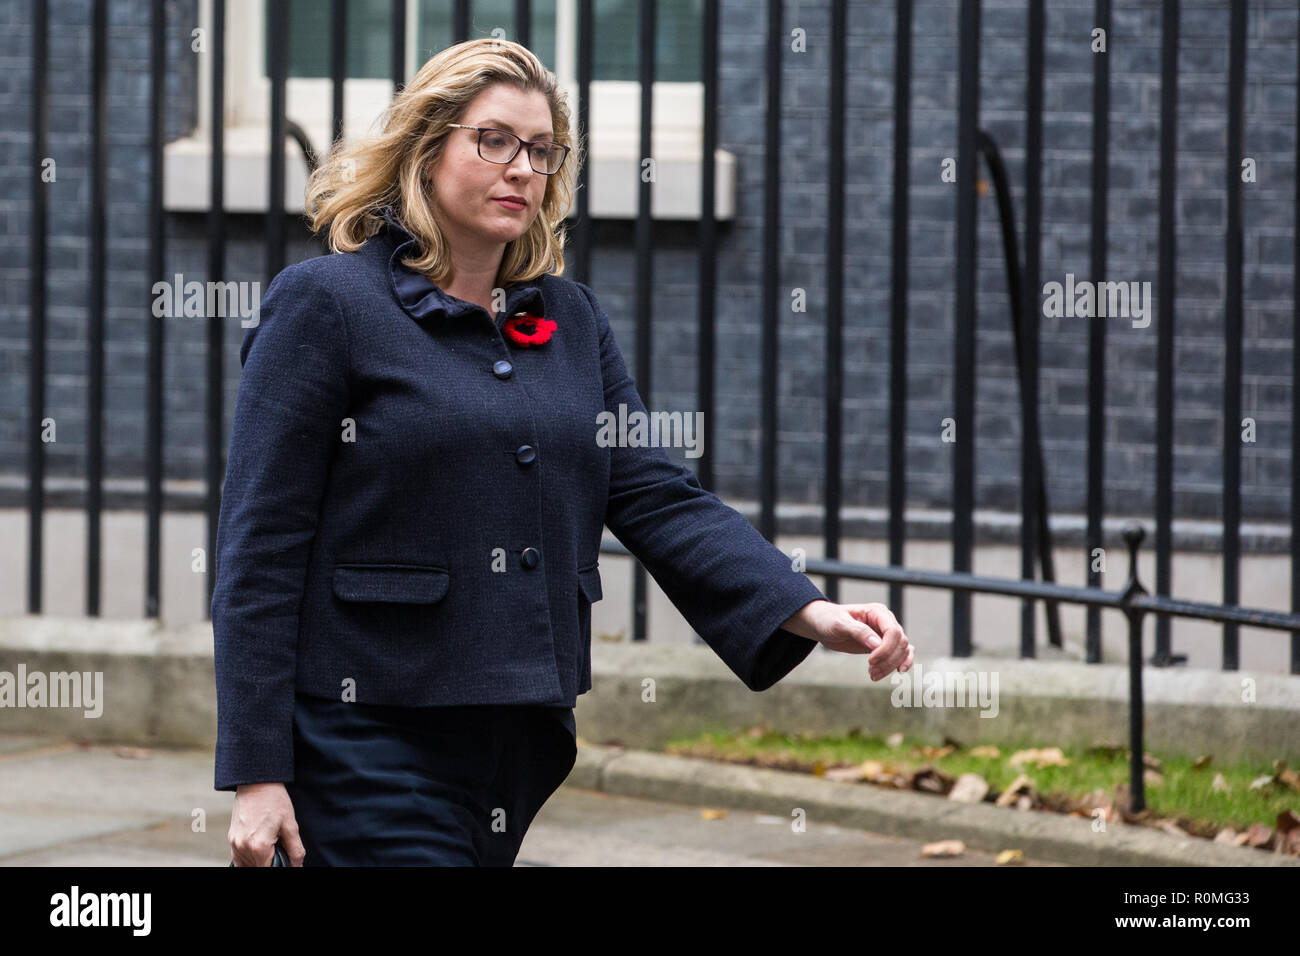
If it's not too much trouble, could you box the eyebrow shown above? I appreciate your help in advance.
[476,118,555,140]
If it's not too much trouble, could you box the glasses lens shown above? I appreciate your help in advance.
[531,144,565,174]
[479,129,517,162]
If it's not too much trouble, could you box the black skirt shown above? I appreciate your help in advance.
[284,692,578,866]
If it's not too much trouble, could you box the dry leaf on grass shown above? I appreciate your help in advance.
[822,765,866,782]
[970,745,1001,758]
[1211,773,1231,793]
[915,744,956,760]
[1192,755,1212,770]
[909,764,955,794]
[886,732,904,749]
[994,774,1039,809]
[948,773,990,804]
[1285,829,1300,857]
[1008,747,1069,770]
[1243,822,1274,849]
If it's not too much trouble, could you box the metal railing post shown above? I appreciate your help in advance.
[1121,523,1150,814]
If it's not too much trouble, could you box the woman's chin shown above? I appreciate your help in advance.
[482,221,529,242]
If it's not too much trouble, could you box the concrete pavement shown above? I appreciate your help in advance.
[0,732,1052,866]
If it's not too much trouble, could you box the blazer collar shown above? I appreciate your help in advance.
[380,205,546,327]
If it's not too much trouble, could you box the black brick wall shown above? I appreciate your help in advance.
[1,0,1296,529]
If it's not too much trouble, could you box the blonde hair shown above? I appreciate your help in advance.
[304,38,582,287]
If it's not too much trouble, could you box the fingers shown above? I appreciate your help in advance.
[230,834,276,867]
[849,602,911,681]
[282,819,307,867]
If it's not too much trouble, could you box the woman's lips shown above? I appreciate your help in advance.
[495,198,526,211]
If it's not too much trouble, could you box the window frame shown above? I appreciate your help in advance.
[171,0,733,219]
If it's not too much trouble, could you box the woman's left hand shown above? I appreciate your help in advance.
[781,600,913,681]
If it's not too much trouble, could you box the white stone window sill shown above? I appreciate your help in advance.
[163,125,736,221]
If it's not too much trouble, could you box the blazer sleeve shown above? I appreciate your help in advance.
[211,266,350,791]
[577,281,826,691]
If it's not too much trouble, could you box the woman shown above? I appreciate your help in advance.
[214,38,913,867]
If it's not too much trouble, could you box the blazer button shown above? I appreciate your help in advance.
[493,359,513,379]
[520,547,540,569]
[515,444,536,465]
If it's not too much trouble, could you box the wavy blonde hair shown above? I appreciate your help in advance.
[305,38,581,286]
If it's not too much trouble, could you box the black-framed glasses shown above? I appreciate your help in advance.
[447,124,570,175]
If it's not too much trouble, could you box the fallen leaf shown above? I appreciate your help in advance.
[909,764,954,794]
[1243,823,1274,849]
[1142,753,1163,772]
[1279,769,1300,792]
[995,774,1038,809]
[1076,788,1109,813]
[921,839,965,858]
[1158,819,1188,838]
[812,762,826,777]
[949,773,990,804]
[1008,747,1070,770]
[1211,773,1231,793]
[859,760,887,781]
[886,732,904,749]
[822,765,867,782]
[916,744,956,760]
[970,745,1001,758]
[1248,774,1275,791]
[1213,828,1238,845]
[995,849,1024,865]
[700,808,727,820]
[1192,755,1213,770]
[942,735,964,750]
[1144,769,1164,788]
[1276,810,1300,835]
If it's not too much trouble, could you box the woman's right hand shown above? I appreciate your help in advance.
[229,782,307,866]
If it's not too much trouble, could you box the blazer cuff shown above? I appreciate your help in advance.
[744,576,825,691]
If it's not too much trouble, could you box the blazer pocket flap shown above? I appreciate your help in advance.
[332,564,450,604]
[578,564,603,603]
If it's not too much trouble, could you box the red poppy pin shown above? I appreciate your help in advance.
[502,311,557,348]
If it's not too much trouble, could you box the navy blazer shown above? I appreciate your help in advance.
[211,211,827,791]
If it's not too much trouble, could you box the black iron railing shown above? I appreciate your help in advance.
[16,0,1300,812]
